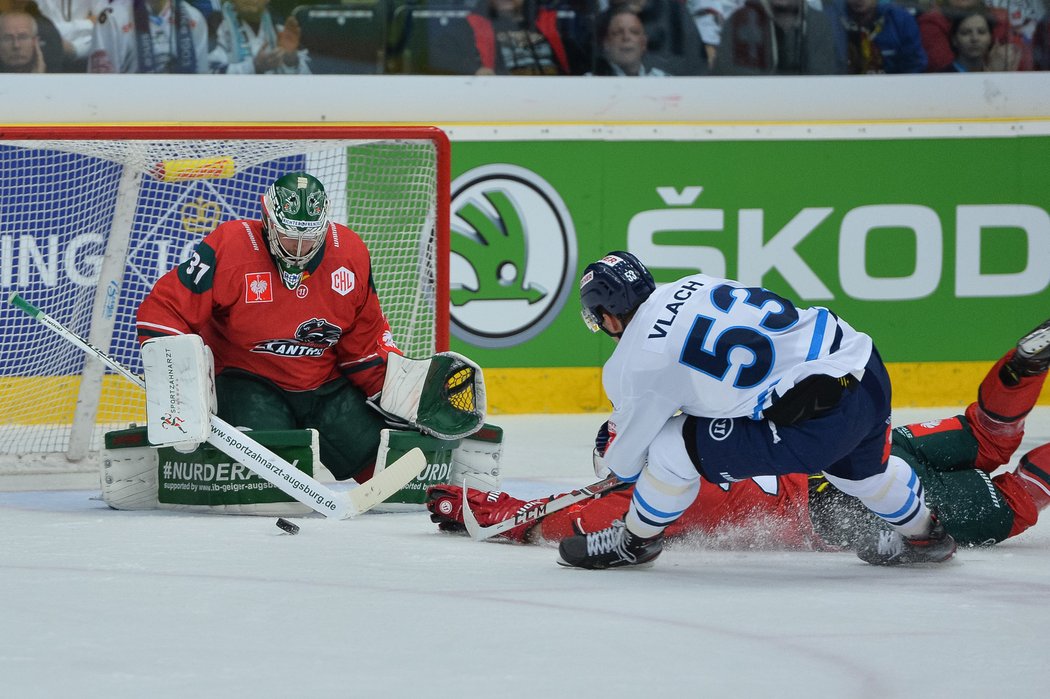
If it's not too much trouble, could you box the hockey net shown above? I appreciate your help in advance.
[0,125,449,475]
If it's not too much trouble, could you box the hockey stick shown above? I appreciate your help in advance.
[461,474,625,541]
[9,293,425,520]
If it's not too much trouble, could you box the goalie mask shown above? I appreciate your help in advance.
[261,172,331,289]
[579,251,655,337]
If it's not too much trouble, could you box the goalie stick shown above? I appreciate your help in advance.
[461,474,625,541]
[9,293,425,520]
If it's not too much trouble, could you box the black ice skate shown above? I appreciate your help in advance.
[856,514,957,566]
[557,520,663,569]
[1013,317,1050,375]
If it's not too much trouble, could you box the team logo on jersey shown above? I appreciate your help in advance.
[716,475,780,495]
[251,318,342,357]
[380,329,399,352]
[709,418,733,441]
[245,272,274,303]
[331,267,355,296]
[906,417,962,437]
[449,165,577,348]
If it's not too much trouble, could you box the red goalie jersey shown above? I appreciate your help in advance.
[137,219,400,397]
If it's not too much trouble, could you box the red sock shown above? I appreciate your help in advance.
[965,351,1048,469]
[1017,445,1050,512]
[979,351,1047,421]
[995,445,1050,539]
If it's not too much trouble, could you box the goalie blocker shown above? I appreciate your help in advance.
[100,423,504,515]
[141,334,216,453]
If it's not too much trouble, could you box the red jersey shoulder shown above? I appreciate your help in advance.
[184,220,275,303]
[317,223,373,297]
[204,219,270,261]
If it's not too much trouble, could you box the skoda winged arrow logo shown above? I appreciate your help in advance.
[449,165,577,348]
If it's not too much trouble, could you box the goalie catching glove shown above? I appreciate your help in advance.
[425,484,550,543]
[374,352,486,440]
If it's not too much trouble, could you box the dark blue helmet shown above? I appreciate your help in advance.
[579,251,655,334]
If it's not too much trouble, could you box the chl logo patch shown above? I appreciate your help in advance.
[331,267,355,296]
[245,272,273,303]
[709,417,734,441]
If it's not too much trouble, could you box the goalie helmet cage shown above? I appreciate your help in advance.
[0,124,450,474]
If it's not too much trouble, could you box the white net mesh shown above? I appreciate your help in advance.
[0,130,445,473]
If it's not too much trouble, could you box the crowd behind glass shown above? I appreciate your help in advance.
[1,0,1047,75]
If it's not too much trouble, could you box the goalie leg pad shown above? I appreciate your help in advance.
[101,438,160,510]
[376,352,486,440]
[370,429,461,511]
[102,425,321,516]
[450,423,503,491]
[142,334,216,451]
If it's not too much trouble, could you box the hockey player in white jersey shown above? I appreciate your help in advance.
[557,251,958,569]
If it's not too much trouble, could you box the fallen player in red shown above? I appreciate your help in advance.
[427,320,1050,551]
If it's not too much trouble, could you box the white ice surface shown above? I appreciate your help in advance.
[2,408,1049,699]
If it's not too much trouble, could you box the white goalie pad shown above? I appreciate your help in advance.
[376,352,486,440]
[450,423,503,491]
[100,427,323,516]
[101,445,160,510]
[141,334,216,450]
[370,428,459,512]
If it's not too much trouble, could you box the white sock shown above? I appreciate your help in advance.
[824,455,932,539]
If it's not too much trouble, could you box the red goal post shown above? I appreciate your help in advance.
[0,124,450,472]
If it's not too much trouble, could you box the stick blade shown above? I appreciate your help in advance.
[346,447,427,518]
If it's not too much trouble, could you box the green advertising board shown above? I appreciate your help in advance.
[446,136,1050,410]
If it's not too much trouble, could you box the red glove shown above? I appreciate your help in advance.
[425,484,547,543]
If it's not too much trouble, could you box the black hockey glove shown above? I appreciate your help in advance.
[764,374,858,426]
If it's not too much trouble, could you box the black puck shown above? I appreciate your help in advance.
[275,518,300,535]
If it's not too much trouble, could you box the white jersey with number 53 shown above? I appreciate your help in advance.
[601,274,873,479]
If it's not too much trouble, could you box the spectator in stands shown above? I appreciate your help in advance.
[831,0,927,72]
[986,0,1045,45]
[941,8,1009,70]
[592,0,708,74]
[920,0,1030,70]
[686,0,724,63]
[34,0,98,70]
[0,0,64,70]
[0,8,45,71]
[457,0,572,75]
[588,6,668,74]
[186,0,217,17]
[88,0,209,73]
[183,1,219,51]
[713,0,844,74]
[209,0,308,74]
[1034,9,1050,67]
